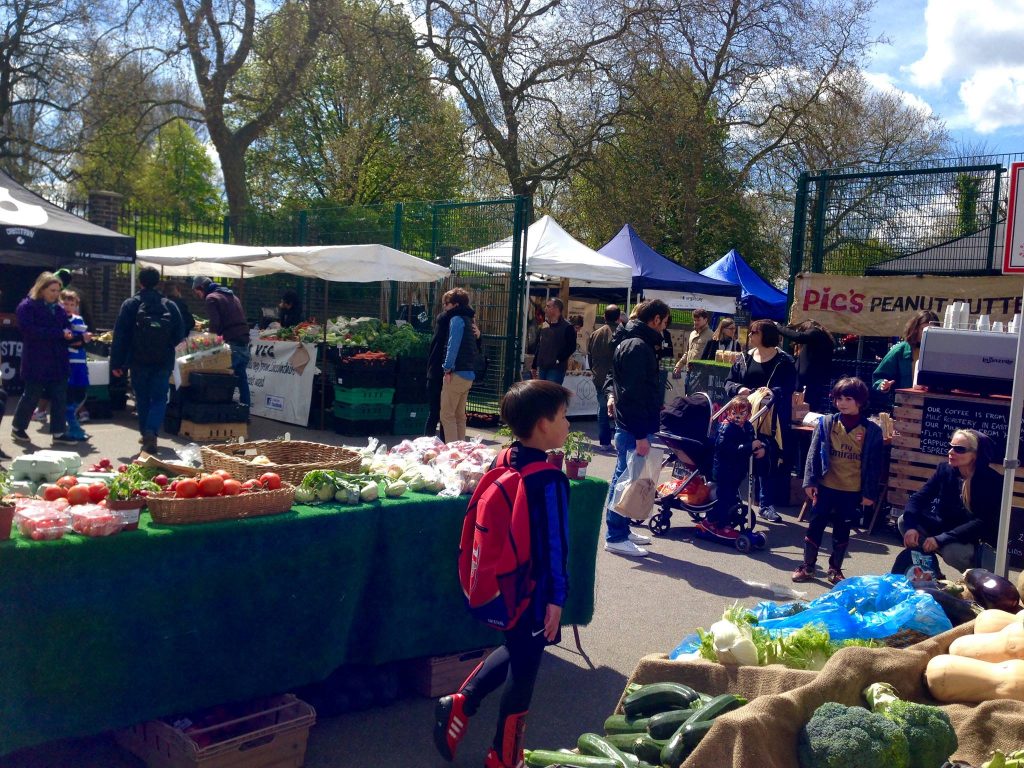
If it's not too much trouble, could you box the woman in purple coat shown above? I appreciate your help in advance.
[10,272,77,445]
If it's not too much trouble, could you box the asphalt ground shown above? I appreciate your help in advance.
[0,409,910,768]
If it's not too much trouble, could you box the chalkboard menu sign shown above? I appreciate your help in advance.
[919,396,1024,458]
[686,360,731,407]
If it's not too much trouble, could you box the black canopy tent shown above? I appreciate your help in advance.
[0,171,135,268]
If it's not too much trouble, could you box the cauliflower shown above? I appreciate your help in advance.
[863,682,957,768]
[798,701,909,768]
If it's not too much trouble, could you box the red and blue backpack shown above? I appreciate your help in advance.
[457,448,556,630]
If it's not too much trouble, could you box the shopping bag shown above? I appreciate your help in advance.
[610,447,663,521]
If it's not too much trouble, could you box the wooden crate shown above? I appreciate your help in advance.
[179,420,248,442]
[409,647,496,698]
[115,694,315,768]
[884,393,1024,514]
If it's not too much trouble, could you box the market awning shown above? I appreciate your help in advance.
[0,171,135,266]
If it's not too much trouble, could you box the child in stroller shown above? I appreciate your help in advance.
[651,393,770,553]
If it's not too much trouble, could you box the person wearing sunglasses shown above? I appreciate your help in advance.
[899,428,999,573]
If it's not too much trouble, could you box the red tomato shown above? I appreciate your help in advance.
[41,484,67,502]
[175,479,199,498]
[66,485,91,506]
[198,475,224,497]
[152,474,169,487]
[212,469,232,480]
[87,484,109,503]
[56,475,78,489]
[259,472,282,490]
[222,479,242,496]
[240,479,260,491]
[99,458,112,469]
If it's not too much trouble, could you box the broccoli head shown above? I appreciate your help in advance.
[864,682,958,768]
[799,701,910,768]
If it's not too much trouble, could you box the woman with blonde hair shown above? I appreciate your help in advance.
[701,317,740,360]
[10,272,77,446]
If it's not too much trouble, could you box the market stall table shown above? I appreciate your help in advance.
[0,479,606,756]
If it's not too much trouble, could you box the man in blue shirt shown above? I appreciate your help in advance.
[440,288,478,441]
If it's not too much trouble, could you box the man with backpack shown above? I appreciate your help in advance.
[191,276,252,408]
[436,379,571,768]
[110,267,186,454]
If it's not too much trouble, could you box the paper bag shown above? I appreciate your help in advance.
[610,448,663,521]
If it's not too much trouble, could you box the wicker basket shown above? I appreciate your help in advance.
[146,483,296,525]
[200,440,362,485]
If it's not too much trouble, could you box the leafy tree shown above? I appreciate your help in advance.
[245,0,465,209]
[135,118,222,220]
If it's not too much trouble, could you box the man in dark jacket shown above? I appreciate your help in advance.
[529,298,577,384]
[192,276,251,407]
[602,299,670,557]
[111,267,186,454]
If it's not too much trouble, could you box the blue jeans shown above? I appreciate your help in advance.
[131,365,172,437]
[230,341,252,406]
[595,384,612,446]
[605,429,653,542]
[537,367,565,385]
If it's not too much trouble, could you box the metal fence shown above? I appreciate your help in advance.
[789,152,1024,282]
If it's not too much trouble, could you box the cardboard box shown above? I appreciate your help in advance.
[409,647,496,698]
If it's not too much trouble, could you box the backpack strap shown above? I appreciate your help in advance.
[518,460,559,479]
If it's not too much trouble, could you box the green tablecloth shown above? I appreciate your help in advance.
[0,478,605,756]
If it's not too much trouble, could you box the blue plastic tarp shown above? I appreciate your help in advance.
[598,224,740,297]
[700,249,787,320]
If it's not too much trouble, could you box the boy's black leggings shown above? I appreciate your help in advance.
[460,606,553,748]
[803,486,860,570]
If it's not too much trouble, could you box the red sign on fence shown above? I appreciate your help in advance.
[1003,161,1024,274]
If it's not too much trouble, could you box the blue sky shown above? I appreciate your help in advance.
[868,0,1024,157]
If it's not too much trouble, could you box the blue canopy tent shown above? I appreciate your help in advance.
[700,249,787,320]
[598,224,739,312]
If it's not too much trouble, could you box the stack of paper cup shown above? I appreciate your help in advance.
[943,305,955,329]
[1011,315,1021,334]
[977,314,991,331]
[993,321,1005,332]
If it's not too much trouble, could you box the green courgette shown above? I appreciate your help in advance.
[684,693,746,724]
[646,709,693,740]
[523,749,619,768]
[601,733,648,753]
[622,682,699,718]
[604,714,650,735]
[630,735,668,764]
[660,720,715,768]
[577,733,632,768]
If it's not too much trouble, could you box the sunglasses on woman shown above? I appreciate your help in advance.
[948,444,973,454]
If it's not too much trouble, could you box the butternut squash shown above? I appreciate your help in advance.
[973,608,1024,634]
[925,654,1024,702]
[950,621,1024,661]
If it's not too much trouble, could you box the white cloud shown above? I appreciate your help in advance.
[862,71,935,115]
[959,68,1024,132]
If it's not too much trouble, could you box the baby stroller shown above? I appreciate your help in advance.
[650,393,772,554]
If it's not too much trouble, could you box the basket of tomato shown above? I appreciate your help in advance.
[145,470,295,525]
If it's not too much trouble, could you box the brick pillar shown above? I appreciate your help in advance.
[86,190,124,231]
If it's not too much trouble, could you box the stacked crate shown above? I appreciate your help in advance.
[333,355,397,435]
[164,370,249,441]
[392,356,429,436]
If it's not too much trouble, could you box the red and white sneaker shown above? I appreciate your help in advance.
[434,693,469,761]
[484,748,524,768]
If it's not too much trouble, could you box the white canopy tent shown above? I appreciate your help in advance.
[451,215,633,288]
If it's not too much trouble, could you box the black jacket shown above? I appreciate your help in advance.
[427,305,475,379]
[903,461,1000,547]
[110,288,186,371]
[701,337,739,360]
[531,318,577,371]
[777,325,834,391]
[607,320,663,439]
[724,350,797,428]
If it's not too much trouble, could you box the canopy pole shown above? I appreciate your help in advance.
[320,279,328,431]
[995,282,1024,576]
[626,287,631,317]
[521,274,532,377]
[130,263,136,295]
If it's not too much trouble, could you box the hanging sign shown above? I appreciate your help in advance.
[248,341,318,426]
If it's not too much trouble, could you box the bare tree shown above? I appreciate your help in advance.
[167,0,330,226]
[414,0,645,198]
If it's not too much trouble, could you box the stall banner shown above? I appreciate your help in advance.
[564,372,599,417]
[793,273,1024,337]
[248,341,317,426]
[0,326,23,395]
[643,289,737,314]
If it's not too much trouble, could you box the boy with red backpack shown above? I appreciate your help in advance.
[435,379,572,768]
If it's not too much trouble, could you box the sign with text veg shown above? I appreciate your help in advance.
[792,273,1024,337]
[1005,161,1024,273]
[248,341,318,426]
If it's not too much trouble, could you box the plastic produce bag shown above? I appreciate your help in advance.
[610,447,663,521]
[752,574,952,641]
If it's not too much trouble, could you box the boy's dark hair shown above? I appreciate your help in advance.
[443,287,470,307]
[636,299,670,324]
[139,267,160,289]
[831,376,869,408]
[501,380,570,439]
[604,305,621,324]
[725,395,752,415]
[692,308,710,321]
[749,318,779,347]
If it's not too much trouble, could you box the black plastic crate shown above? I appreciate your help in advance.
[180,401,249,424]
[163,412,182,436]
[334,357,396,389]
[332,416,392,436]
[396,355,429,376]
[184,371,237,404]
[82,398,113,420]
[394,375,429,404]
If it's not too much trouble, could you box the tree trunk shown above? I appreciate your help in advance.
[214,134,251,242]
